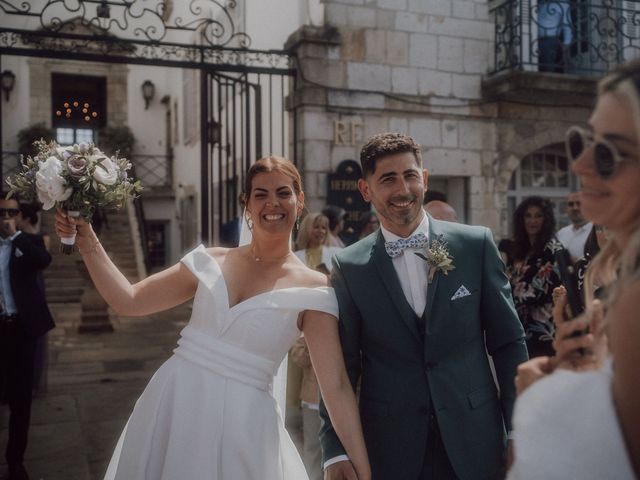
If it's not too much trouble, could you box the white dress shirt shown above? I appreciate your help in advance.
[324,214,430,469]
[0,231,21,314]
[556,222,592,261]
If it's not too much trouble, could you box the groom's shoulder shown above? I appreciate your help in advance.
[334,232,377,265]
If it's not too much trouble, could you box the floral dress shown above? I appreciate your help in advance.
[507,239,563,358]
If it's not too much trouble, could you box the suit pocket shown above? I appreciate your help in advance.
[360,396,390,418]
[467,386,498,409]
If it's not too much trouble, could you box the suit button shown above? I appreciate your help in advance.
[418,407,429,416]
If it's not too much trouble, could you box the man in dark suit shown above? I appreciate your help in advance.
[0,196,54,480]
[320,133,529,480]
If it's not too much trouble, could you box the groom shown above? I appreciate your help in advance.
[319,133,528,480]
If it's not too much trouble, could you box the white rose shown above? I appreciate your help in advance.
[35,156,72,210]
[93,156,119,185]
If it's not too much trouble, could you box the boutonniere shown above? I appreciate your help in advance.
[415,235,455,283]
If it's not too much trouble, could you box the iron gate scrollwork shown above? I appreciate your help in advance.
[0,0,296,249]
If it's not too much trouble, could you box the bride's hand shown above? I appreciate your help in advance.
[54,208,95,247]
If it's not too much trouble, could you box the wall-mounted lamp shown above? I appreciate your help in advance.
[141,80,155,109]
[1,70,16,102]
[97,1,111,19]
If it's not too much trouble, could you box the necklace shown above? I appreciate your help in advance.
[248,248,292,262]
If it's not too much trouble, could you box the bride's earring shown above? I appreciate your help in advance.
[295,215,301,232]
[245,211,254,231]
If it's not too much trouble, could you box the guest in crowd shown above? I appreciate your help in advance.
[507,196,563,358]
[294,213,342,275]
[321,205,347,248]
[509,59,640,479]
[16,203,50,398]
[556,191,592,263]
[0,195,54,480]
[357,211,379,240]
[498,238,515,265]
[422,189,447,204]
[424,199,458,222]
[290,336,323,480]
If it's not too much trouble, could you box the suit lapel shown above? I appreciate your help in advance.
[371,231,422,342]
[422,217,444,331]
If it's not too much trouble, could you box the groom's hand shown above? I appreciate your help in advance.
[325,460,358,480]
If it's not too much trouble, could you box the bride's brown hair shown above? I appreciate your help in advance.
[240,156,303,207]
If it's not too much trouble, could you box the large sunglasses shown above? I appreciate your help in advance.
[565,126,631,180]
[0,208,19,217]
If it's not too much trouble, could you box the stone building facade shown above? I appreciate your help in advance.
[287,0,600,239]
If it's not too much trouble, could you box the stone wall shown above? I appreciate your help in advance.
[288,0,595,237]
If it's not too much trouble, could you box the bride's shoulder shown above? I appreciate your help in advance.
[290,261,331,289]
[205,246,232,262]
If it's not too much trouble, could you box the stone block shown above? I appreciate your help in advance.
[452,73,481,99]
[408,0,451,16]
[326,4,348,26]
[409,33,438,67]
[341,29,366,62]
[392,67,419,95]
[328,90,386,109]
[418,69,452,97]
[453,0,476,19]
[365,29,387,63]
[396,11,428,33]
[363,115,390,139]
[475,2,489,20]
[348,6,378,28]
[377,10,397,29]
[347,62,391,91]
[301,111,333,141]
[458,119,493,150]
[303,141,332,172]
[409,118,441,148]
[428,16,492,41]
[463,39,490,74]
[303,171,320,197]
[377,0,407,9]
[425,148,482,175]
[442,119,458,148]
[387,31,409,65]
[438,36,464,72]
[389,117,409,133]
[300,58,347,89]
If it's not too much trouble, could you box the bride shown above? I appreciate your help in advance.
[55,156,371,480]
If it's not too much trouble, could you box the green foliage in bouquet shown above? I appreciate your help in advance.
[6,139,142,221]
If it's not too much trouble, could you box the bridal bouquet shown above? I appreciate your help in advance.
[6,139,142,253]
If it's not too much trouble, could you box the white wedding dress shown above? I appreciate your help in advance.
[508,357,635,479]
[104,245,339,480]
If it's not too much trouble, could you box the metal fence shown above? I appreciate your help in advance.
[491,0,640,76]
[130,154,172,189]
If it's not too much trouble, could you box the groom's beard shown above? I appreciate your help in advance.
[379,195,423,226]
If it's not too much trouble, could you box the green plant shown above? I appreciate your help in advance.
[17,123,55,157]
[98,125,135,159]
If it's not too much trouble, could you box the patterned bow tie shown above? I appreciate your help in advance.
[384,232,428,258]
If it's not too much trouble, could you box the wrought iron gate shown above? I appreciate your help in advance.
[0,0,295,247]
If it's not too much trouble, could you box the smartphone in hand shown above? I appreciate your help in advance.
[555,248,588,353]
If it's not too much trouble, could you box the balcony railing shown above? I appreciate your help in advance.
[491,0,640,76]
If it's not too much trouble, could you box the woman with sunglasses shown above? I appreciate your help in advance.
[508,60,640,479]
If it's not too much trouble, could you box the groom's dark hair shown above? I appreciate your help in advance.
[360,133,422,177]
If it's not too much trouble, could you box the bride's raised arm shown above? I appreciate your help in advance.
[301,309,371,480]
[55,209,197,317]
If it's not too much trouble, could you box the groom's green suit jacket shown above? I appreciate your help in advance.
[319,217,529,480]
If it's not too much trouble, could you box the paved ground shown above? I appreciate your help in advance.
[0,303,206,477]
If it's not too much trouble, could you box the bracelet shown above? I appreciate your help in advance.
[77,237,101,256]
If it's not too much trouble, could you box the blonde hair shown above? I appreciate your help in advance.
[584,60,640,304]
[296,213,330,250]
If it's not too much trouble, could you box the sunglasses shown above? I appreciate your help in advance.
[0,208,19,217]
[565,126,633,180]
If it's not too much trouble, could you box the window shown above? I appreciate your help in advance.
[507,145,578,230]
[52,73,106,145]
[146,221,170,270]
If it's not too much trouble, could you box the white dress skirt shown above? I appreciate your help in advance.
[103,245,339,480]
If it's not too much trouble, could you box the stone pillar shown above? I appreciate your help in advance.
[76,260,114,333]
